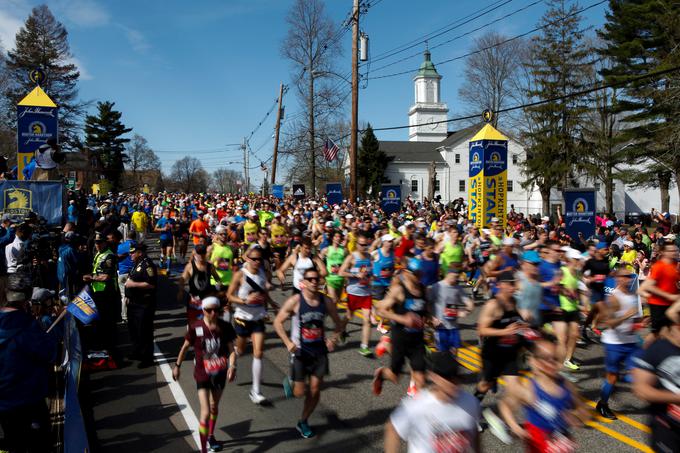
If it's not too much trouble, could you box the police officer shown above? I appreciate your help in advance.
[83,232,119,361]
[124,242,157,368]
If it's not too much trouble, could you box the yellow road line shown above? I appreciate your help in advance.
[463,341,481,352]
[585,421,653,453]
[456,358,481,373]
[457,348,482,366]
[584,401,652,434]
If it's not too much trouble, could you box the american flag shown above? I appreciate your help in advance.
[323,137,340,162]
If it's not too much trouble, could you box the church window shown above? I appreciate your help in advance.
[459,180,465,192]
[426,80,435,103]
[411,180,418,192]
[434,179,440,192]
[508,180,514,192]
[595,183,601,190]
[512,154,518,165]
[455,154,460,164]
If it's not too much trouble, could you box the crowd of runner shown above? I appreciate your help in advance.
[2,190,680,453]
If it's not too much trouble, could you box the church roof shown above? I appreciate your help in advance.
[436,123,485,148]
[379,141,445,163]
[415,50,441,79]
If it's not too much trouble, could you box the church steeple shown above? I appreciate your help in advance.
[408,49,449,142]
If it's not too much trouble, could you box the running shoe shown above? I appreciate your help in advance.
[372,367,384,395]
[483,409,512,445]
[559,371,579,383]
[282,376,294,399]
[596,401,617,420]
[249,390,267,405]
[339,330,349,344]
[296,420,315,439]
[207,436,222,452]
[358,346,373,357]
[406,379,418,397]
[563,359,580,371]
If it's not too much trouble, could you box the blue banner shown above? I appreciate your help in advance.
[272,185,284,199]
[380,185,401,214]
[326,183,343,206]
[63,313,89,453]
[0,181,64,224]
[564,189,596,240]
[17,105,58,154]
[66,286,99,325]
[293,184,305,201]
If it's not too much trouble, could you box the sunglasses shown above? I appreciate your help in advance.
[249,256,263,262]
[357,242,369,247]
[203,308,217,313]
[305,277,320,282]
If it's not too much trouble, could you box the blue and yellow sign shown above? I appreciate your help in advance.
[326,183,343,205]
[0,181,64,224]
[16,86,58,180]
[468,123,508,228]
[381,185,401,214]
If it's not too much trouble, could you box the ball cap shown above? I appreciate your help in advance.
[521,250,541,264]
[129,241,147,253]
[381,234,395,242]
[201,296,220,309]
[497,270,516,283]
[426,351,459,380]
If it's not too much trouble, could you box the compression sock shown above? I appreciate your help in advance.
[600,381,614,403]
[166,257,172,270]
[208,413,217,437]
[252,357,262,394]
[199,421,208,453]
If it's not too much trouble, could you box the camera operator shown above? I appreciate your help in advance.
[0,289,57,453]
[32,138,64,181]
[5,223,31,276]
[0,215,16,305]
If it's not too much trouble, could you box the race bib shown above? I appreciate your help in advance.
[203,356,228,376]
[330,264,340,274]
[499,334,519,346]
[216,258,230,270]
[443,307,458,320]
[546,432,576,453]
[432,429,471,453]
[248,293,265,305]
[668,403,680,422]
[301,326,322,341]
[380,268,393,279]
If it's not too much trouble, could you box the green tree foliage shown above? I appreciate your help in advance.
[84,101,132,191]
[3,5,84,147]
[598,0,680,212]
[521,0,591,214]
[358,124,390,197]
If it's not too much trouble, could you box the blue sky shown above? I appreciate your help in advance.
[0,0,609,186]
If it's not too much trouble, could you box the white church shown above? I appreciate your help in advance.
[367,49,678,217]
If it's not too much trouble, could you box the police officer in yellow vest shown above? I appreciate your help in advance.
[83,232,120,360]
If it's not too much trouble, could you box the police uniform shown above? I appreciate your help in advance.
[90,235,119,358]
[126,252,157,364]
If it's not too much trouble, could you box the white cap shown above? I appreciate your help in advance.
[318,207,324,212]
[274,212,281,218]
[201,296,220,309]
[215,225,227,234]
[502,237,515,246]
[345,214,354,219]
[623,240,634,247]
[325,221,333,227]
[381,234,395,242]
[566,248,585,261]
[333,205,340,210]
[293,210,300,215]
[482,229,491,235]
[248,210,257,217]
[664,233,677,241]
[541,216,550,221]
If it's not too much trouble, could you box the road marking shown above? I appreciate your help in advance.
[585,421,653,453]
[457,347,482,365]
[584,400,652,434]
[154,343,200,450]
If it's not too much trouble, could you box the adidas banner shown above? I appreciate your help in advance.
[293,184,306,201]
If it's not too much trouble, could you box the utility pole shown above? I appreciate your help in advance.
[350,0,360,202]
[271,83,284,186]
[242,138,249,194]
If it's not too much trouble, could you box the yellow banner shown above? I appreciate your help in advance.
[468,172,484,229]
[483,170,506,227]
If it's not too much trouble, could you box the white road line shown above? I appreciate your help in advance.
[154,342,200,450]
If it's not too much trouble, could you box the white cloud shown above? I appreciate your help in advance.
[0,8,24,50]
[53,0,110,27]
[67,56,93,81]
[117,24,150,54]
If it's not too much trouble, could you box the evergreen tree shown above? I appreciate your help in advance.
[4,5,84,147]
[598,0,680,212]
[84,101,132,191]
[358,124,390,197]
[521,0,591,214]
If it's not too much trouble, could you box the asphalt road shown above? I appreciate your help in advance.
[89,236,657,453]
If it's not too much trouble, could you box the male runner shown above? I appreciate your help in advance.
[154,208,175,271]
[273,267,343,439]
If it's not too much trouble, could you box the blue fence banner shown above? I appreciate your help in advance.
[63,313,89,453]
[326,183,343,205]
[380,185,401,214]
[0,180,64,224]
[271,185,284,199]
[67,286,99,325]
[563,189,596,240]
[293,184,305,201]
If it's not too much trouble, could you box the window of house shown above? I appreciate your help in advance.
[411,180,418,192]
[595,183,601,190]
[512,154,518,165]
[507,180,513,192]
[455,154,460,164]
[434,179,440,192]
[459,180,465,192]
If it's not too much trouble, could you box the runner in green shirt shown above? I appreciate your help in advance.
[320,230,347,304]
[556,248,585,374]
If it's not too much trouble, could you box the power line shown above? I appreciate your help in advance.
[368,0,607,80]
[368,0,544,74]
[368,64,680,132]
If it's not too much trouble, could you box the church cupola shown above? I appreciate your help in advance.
[408,49,449,142]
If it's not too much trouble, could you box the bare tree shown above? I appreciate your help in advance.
[458,32,524,127]
[168,156,209,193]
[211,168,241,194]
[125,134,161,189]
[281,0,343,194]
